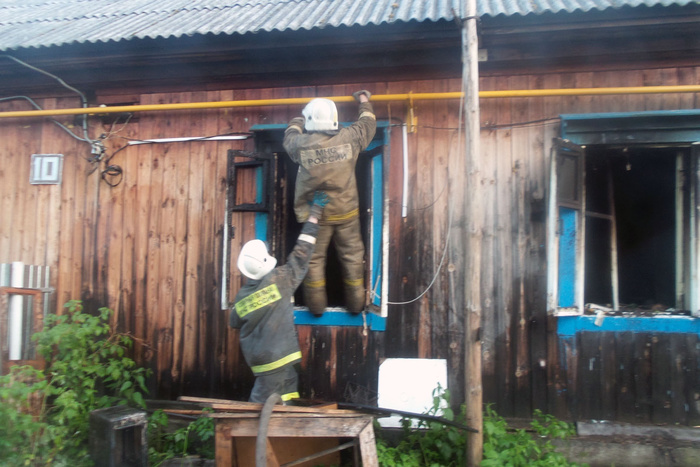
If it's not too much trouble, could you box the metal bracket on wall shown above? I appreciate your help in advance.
[406,93,418,133]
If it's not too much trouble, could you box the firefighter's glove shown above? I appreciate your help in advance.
[309,191,329,218]
[352,90,372,102]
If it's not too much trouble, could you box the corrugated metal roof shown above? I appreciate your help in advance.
[0,0,696,50]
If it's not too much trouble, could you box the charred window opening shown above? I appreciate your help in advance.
[230,125,387,323]
[584,146,684,313]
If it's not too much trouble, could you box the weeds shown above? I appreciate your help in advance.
[376,386,586,467]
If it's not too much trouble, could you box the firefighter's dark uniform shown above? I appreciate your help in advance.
[283,101,376,315]
[229,220,319,403]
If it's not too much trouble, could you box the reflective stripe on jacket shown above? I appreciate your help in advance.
[230,221,319,375]
[283,102,376,225]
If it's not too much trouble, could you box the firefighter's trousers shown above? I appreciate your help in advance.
[303,217,365,315]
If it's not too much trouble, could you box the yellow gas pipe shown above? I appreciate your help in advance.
[0,86,699,119]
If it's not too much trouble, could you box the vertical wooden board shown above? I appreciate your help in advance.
[219,89,242,389]
[171,94,199,394]
[510,74,532,418]
[413,79,435,359]
[479,75,498,405]
[669,334,687,424]
[54,108,79,308]
[600,332,617,420]
[634,334,653,423]
[526,73,549,414]
[609,70,631,113]
[15,107,42,265]
[642,69,664,111]
[329,326,338,397]
[102,122,127,321]
[33,98,56,268]
[335,326,365,402]
[0,101,20,263]
[76,100,102,311]
[615,331,638,423]
[4,104,32,263]
[428,79,452,361]
[685,334,700,425]
[301,326,333,400]
[650,333,673,424]
[659,68,680,110]
[548,328,573,420]
[444,73,468,414]
[494,75,514,415]
[143,94,167,393]
[134,94,155,369]
[677,66,696,109]
[577,332,602,421]
[559,73,577,115]
[385,80,418,358]
[620,69,646,113]
[182,95,212,395]
[574,72,594,115]
[339,327,383,405]
[12,118,34,264]
[113,112,139,334]
[540,75,565,418]
[39,112,64,315]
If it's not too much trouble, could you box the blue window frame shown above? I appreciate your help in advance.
[548,112,700,318]
[238,122,390,330]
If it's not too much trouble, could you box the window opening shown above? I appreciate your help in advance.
[224,124,389,328]
[550,139,697,316]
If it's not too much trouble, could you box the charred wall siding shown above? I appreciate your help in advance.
[1,67,699,423]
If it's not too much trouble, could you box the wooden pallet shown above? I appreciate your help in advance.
[178,396,378,467]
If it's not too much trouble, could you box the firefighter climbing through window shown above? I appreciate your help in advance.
[283,90,376,316]
[229,192,329,403]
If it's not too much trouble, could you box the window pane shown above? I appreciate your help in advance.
[558,207,578,307]
[557,154,579,203]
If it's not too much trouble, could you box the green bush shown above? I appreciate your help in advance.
[0,300,150,466]
[376,386,586,467]
[482,405,585,467]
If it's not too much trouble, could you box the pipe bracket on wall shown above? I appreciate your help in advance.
[406,93,418,133]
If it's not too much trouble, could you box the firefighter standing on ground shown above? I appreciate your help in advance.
[229,192,328,403]
[283,90,376,315]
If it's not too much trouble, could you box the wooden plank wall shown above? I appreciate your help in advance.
[1,66,700,424]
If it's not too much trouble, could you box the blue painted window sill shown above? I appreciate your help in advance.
[558,315,700,337]
[293,308,386,331]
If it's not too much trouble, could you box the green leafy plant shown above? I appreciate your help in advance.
[482,405,585,467]
[376,386,585,467]
[148,408,215,466]
[376,384,466,467]
[0,300,151,466]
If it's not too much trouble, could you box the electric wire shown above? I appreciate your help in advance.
[376,96,463,306]
[1,55,93,143]
[0,95,93,146]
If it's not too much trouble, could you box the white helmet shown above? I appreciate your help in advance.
[237,240,277,280]
[302,98,338,132]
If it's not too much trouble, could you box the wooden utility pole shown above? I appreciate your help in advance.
[462,0,483,464]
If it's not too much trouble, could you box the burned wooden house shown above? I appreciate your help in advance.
[1,0,700,428]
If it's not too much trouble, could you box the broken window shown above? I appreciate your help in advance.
[548,138,700,317]
[222,125,389,327]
